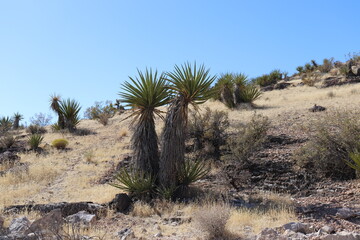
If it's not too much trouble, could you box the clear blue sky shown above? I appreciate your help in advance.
[1,0,359,124]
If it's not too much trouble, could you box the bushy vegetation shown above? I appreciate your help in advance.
[0,116,12,134]
[84,101,117,126]
[30,112,53,127]
[223,114,270,164]
[28,134,44,150]
[294,111,360,179]
[51,139,69,149]
[188,107,229,159]
[214,73,262,108]
[27,124,47,134]
[0,134,16,149]
[252,69,284,87]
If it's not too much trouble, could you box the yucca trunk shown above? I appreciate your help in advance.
[159,96,188,187]
[221,86,234,108]
[132,110,159,176]
[233,83,241,106]
[13,119,20,130]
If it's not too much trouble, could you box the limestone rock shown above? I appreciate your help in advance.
[9,216,30,235]
[25,209,63,235]
[322,231,360,240]
[282,222,313,234]
[336,208,357,219]
[66,211,96,225]
[118,228,136,240]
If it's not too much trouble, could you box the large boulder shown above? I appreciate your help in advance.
[25,209,63,236]
[351,66,360,76]
[65,211,96,225]
[109,193,131,213]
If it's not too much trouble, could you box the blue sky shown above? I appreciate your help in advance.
[1,0,359,124]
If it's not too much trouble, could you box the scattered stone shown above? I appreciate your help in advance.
[282,222,313,234]
[351,66,360,76]
[256,228,279,240]
[320,225,335,234]
[322,231,360,240]
[25,209,63,236]
[65,211,96,225]
[118,228,135,240]
[154,232,163,237]
[8,216,30,235]
[109,193,131,213]
[309,104,326,112]
[336,208,357,219]
[274,82,291,90]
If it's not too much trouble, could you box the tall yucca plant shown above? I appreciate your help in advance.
[215,74,234,108]
[119,69,169,176]
[50,94,65,129]
[12,112,23,130]
[59,99,81,132]
[233,73,248,105]
[160,62,216,187]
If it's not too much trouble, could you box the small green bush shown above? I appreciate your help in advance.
[28,134,44,150]
[51,139,69,149]
[296,66,304,74]
[84,101,116,125]
[223,114,270,164]
[319,58,334,73]
[346,151,360,178]
[294,111,360,179]
[253,69,283,87]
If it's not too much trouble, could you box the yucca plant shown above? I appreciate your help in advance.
[178,160,210,186]
[28,134,44,150]
[160,62,216,187]
[59,99,81,132]
[12,113,23,130]
[109,169,155,198]
[50,94,65,129]
[215,74,234,108]
[232,73,248,105]
[240,85,262,103]
[119,68,169,176]
[0,116,12,133]
[346,151,360,177]
[0,135,16,149]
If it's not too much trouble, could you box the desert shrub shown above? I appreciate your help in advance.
[27,124,47,134]
[339,64,350,76]
[0,116,12,133]
[294,111,360,179]
[188,108,229,158]
[346,152,360,178]
[193,203,231,240]
[109,169,155,199]
[178,160,210,186]
[302,72,321,86]
[253,69,283,87]
[296,66,304,74]
[319,58,334,73]
[0,135,16,149]
[304,63,314,72]
[311,60,318,68]
[30,113,53,127]
[51,139,69,149]
[84,101,116,125]
[28,134,44,150]
[223,114,270,164]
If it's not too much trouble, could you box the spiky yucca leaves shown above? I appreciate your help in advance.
[240,85,262,103]
[160,62,216,188]
[0,117,12,134]
[109,169,155,199]
[59,99,81,132]
[50,94,65,129]
[178,160,210,186]
[232,73,248,105]
[119,69,169,176]
[346,152,360,177]
[28,134,44,150]
[12,112,23,130]
[215,74,234,108]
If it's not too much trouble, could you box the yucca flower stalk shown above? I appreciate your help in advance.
[159,62,216,187]
[119,68,169,176]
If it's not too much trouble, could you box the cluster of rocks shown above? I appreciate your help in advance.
[255,222,360,240]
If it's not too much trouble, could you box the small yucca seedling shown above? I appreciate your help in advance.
[240,85,262,103]
[109,169,155,198]
[51,139,69,149]
[178,160,210,186]
[156,185,179,200]
[28,134,44,150]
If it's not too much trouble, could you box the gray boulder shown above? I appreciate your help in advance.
[8,216,30,235]
[322,231,360,240]
[25,209,63,236]
[66,211,96,225]
[282,222,313,234]
[336,208,357,219]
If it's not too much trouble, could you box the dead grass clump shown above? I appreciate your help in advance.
[294,110,360,179]
[327,91,336,98]
[130,201,157,217]
[119,128,128,137]
[193,202,232,240]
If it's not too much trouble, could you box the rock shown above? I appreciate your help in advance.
[109,193,131,213]
[282,222,312,234]
[274,82,291,90]
[8,216,30,235]
[25,209,63,236]
[256,228,280,240]
[309,104,326,112]
[320,225,335,234]
[66,211,96,225]
[154,232,163,237]
[336,208,357,219]
[351,66,360,76]
[322,231,360,240]
[118,228,135,240]
[282,229,307,239]
[0,151,20,164]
